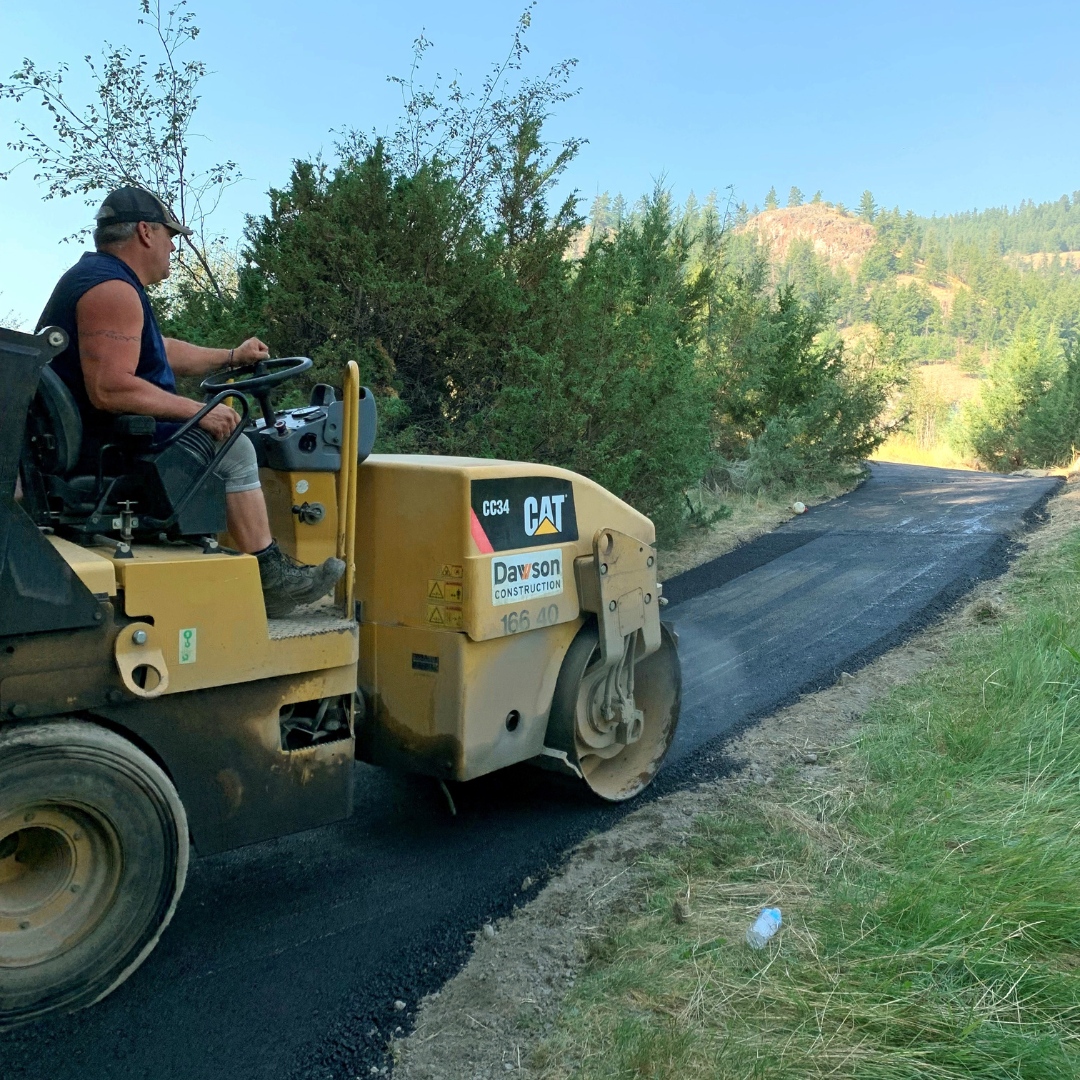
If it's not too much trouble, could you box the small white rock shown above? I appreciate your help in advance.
[521,876,535,890]
[792,501,807,514]
[393,999,406,1011]
[483,923,496,939]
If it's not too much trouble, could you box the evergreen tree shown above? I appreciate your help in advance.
[488,188,715,539]
[705,276,891,488]
[895,234,919,274]
[787,186,804,207]
[588,192,613,238]
[961,324,1079,469]
[811,190,823,203]
[764,186,779,211]
[924,237,948,284]
[917,192,1080,254]
[858,190,877,221]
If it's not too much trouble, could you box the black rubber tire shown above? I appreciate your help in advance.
[547,619,681,802]
[0,720,188,1030]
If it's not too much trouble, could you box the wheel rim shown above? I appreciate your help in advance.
[0,805,122,969]
[573,646,633,760]
[567,624,681,801]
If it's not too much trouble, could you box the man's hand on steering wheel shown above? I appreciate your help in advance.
[199,402,242,440]
[230,337,270,365]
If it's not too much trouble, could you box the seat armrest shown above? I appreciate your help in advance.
[113,415,157,438]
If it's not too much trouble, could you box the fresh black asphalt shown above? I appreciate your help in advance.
[0,462,1061,1080]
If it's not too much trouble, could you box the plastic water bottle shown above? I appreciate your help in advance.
[746,907,782,949]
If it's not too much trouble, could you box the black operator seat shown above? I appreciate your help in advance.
[20,362,232,540]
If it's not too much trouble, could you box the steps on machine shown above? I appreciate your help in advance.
[267,604,356,640]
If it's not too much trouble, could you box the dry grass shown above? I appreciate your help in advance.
[871,360,984,470]
[915,358,984,403]
[1011,251,1080,271]
[871,432,976,470]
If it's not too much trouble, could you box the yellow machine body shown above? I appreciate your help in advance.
[18,361,668,846]
[263,454,662,783]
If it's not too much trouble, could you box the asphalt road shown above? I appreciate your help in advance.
[0,463,1061,1080]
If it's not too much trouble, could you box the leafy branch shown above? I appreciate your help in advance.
[0,0,238,300]
[336,3,583,229]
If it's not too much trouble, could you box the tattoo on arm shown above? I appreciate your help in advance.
[81,329,140,344]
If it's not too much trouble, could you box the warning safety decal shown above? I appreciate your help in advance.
[426,565,464,629]
[470,477,578,552]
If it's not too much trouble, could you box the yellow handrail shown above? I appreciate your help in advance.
[343,362,360,615]
[335,362,361,615]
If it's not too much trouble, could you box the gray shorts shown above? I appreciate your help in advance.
[214,433,261,494]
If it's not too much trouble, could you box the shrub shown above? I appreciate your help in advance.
[961,325,1080,470]
[483,191,714,541]
[707,270,893,491]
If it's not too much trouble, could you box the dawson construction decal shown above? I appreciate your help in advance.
[470,477,578,553]
[491,548,564,606]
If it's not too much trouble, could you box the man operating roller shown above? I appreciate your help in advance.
[37,185,344,617]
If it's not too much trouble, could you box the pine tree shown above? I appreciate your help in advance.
[858,190,877,221]
[764,186,779,211]
[811,190,823,203]
[588,192,613,239]
[787,186,804,207]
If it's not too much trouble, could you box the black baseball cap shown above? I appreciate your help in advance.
[94,186,193,237]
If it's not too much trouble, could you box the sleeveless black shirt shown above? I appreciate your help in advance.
[37,251,179,447]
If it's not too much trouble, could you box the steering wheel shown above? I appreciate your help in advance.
[201,356,313,426]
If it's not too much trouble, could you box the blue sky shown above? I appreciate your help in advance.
[2,0,1078,327]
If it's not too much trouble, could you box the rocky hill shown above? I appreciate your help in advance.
[741,204,876,277]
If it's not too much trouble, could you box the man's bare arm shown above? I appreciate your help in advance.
[162,338,232,376]
[76,280,240,439]
[163,336,270,375]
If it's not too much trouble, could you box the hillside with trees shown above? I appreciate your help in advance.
[728,190,1080,471]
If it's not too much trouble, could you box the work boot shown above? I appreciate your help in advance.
[256,541,346,618]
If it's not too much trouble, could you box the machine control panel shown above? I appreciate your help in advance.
[250,383,377,473]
